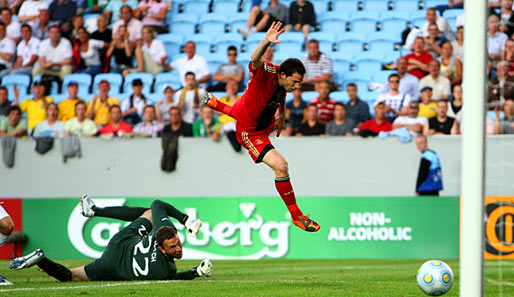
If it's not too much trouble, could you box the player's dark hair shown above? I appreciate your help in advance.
[155,226,177,247]
[279,58,305,77]
[185,71,195,78]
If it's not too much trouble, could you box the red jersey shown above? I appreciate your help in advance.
[230,62,286,132]
[404,51,432,80]
[100,121,133,135]
[309,97,336,124]
[359,119,392,133]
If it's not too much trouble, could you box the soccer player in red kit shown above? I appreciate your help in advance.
[203,22,320,232]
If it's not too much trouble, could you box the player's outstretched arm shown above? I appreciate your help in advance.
[171,260,213,280]
[251,21,284,69]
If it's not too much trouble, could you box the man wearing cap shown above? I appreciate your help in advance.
[359,101,393,136]
[19,81,54,131]
[120,78,152,126]
[87,80,120,126]
[418,86,437,120]
[32,25,72,80]
[419,59,451,101]
[58,81,85,123]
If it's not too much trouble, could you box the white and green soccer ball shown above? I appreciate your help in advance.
[416,260,454,296]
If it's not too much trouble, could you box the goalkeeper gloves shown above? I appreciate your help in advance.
[195,259,213,277]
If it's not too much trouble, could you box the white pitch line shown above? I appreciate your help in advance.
[0,279,343,293]
[486,278,514,287]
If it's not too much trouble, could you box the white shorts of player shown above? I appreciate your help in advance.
[0,205,10,246]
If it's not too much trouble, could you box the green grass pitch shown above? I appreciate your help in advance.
[0,259,513,296]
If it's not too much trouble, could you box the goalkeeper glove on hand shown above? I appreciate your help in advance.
[196,259,213,277]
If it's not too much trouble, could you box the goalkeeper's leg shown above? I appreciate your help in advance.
[80,195,148,221]
[202,93,233,116]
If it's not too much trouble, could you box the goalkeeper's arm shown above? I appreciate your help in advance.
[171,260,213,280]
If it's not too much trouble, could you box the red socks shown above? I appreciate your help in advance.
[275,177,303,220]
[210,97,233,116]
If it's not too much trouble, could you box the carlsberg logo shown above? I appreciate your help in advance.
[68,199,290,260]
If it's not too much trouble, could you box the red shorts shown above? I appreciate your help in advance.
[236,128,275,163]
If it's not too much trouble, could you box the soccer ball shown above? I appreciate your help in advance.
[416,260,454,296]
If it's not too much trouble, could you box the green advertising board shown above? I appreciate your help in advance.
[22,197,459,260]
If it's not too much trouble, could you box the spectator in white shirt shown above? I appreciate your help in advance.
[124,26,166,77]
[11,24,40,76]
[379,57,420,101]
[392,101,427,136]
[33,102,65,138]
[376,73,411,122]
[419,59,451,101]
[120,79,152,126]
[0,8,20,44]
[488,14,509,62]
[112,5,142,44]
[0,21,15,77]
[32,25,72,79]
[167,41,211,90]
[75,26,107,76]
[18,0,49,30]
[421,7,455,42]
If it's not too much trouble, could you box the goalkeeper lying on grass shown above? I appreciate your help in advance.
[9,197,213,281]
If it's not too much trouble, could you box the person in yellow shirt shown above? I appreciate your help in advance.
[19,81,54,131]
[216,79,240,125]
[418,86,437,120]
[87,80,120,126]
[58,81,85,122]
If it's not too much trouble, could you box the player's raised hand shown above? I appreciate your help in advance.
[266,22,284,44]
[196,259,213,277]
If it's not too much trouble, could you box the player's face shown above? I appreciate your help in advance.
[159,235,183,260]
[280,72,303,92]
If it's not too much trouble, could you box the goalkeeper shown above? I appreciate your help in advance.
[9,196,213,281]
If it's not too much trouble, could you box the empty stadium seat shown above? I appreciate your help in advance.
[198,14,227,35]
[309,32,336,53]
[332,0,359,12]
[394,0,421,12]
[341,74,370,92]
[367,39,396,53]
[320,17,347,35]
[379,17,409,36]
[213,0,241,14]
[338,32,368,42]
[182,0,210,14]
[380,10,411,20]
[155,71,182,92]
[337,39,364,54]
[373,70,395,83]
[229,13,250,33]
[355,58,382,73]
[363,0,392,12]
[170,20,197,35]
[333,59,351,84]
[275,32,304,53]
[412,17,426,28]
[331,50,355,61]
[93,73,123,93]
[424,0,448,9]
[311,0,329,14]
[51,93,68,104]
[367,31,400,42]
[443,9,463,19]
[214,33,244,53]
[157,34,184,59]
[63,73,92,96]
[330,90,349,102]
[349,18,378,34]
[410,10,427,20]
[1,74,30,99]
[123,73,154,94]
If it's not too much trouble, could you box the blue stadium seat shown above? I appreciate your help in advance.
[349,11,380,21]
[341,72,371,91]
[355,58,382,73]
[447,17,456,32]
[93,73,123,93]
[229,13,250,33]
[410,10,427,20]
[331,50,355,61]
[244,32,267,51]
[273,52,291,64]
[51,93,68,104]
[188,34,214,55]
[363,0,392,12]
[155,71,182,92]
[424,0,448,9]
[333,59,351,85]
[123,73,154,94]
[394,0,421,12]
[330,91,349,103]
[214,33,244,53]
[349,18,378,34]
[63,73,92,96]
[379,17,409,37]
[147,92,162,104]
[213,0,241,14]
[355,50,385,61]
[332,0,359,12]
[275,32,304,53]
[1,74,30,99]
[320,18,348,35]
[318,11,350,22]
[208,61,223,76]
[367,39,396,53]
[302,91,318,102]
[337,32,367,42]
[373,70,395,84]
[337,39,363,53]
[199,14,228,35]
[182,0,210,14]
[311,0,329,14]
[443,9,463,19]
[384,51,401,63]
[412,17,426,28]
[157,34,184,60]
[170,20,197,35]
[380,10,411,20]
[171,14,199,23]
[367,31,400,42]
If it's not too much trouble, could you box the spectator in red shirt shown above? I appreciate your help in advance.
[359,101,393,137]
[309,81,336,124]
[404,37,433,80]
[100,105,133,137]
